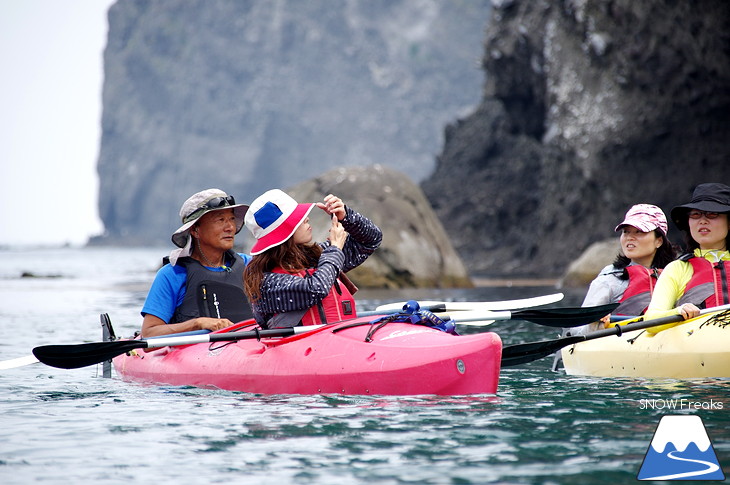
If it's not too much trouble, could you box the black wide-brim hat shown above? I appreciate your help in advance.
[670,183,730,230]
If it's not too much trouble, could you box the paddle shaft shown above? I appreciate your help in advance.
[362,303,618,328]
[358,305,446,317]
[33,325,326,370]
[33,300,618,369]
[375,293,564,312]
[501,304,730,367]
[145,327,316,348]
[358,307,499,323]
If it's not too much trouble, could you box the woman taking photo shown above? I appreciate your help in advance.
[243,189,382,328]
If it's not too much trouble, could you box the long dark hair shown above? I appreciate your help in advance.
[244,239,323,303]
[613,230,676,278]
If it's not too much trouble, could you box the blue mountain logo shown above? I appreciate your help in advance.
[638,415,725,481]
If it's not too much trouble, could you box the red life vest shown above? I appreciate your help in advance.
[677,255,730,308]
[272,267,357,325]
[613,265,661,316]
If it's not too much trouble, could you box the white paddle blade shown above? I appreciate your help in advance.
[0,355,39,370]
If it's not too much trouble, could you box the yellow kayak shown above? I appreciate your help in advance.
[561,311,730,378]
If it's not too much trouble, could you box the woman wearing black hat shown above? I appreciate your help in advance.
[645,183,730,333]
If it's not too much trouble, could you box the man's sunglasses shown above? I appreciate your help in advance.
[184,196,236,223]
[203,195,236,209]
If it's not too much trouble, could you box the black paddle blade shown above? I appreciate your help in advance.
[513,303,619,327]
[32,340,146,369]
[501,335,586,367]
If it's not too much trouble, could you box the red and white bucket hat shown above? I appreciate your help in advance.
[245,189,315,255]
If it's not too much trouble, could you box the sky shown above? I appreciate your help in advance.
[0,0,115,247]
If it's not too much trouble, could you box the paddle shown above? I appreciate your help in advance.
[359,304,448,316]
[32,302,618,370]
[0,355,39,370]
[501,304,730,367]
[33,324,327,370]
[374,292,564,312]
[448,304,618,328]
[363,303,619,328]
[357,309,496,326]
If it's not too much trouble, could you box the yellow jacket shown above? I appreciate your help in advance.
[644,249,730,333]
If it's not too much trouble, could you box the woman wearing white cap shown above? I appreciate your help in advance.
[645,182,730,332]
[572,204,676,335]
[140,189,251,337]
[243,189,382,328]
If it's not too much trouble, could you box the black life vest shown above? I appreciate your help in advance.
[170,251,253,324]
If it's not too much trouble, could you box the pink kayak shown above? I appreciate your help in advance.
[113,315,502,395]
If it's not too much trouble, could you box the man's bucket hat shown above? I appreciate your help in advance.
[169,188,248,265]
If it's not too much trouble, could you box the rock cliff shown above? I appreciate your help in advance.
[96,0,730,282]
[96,0,491,246]
[422,0,730,277]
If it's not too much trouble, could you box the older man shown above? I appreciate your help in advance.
[141,189,252,337]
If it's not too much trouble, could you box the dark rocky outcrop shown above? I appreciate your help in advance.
[95,0,491,246]
[422,0,730,277]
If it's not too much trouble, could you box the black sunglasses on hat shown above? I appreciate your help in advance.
[183,195,236,224]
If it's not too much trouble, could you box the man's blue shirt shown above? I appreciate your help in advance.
[141,253,251,323]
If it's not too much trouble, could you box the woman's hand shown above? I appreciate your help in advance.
[317,194,346,221]
[328,214,348,249]
[677,303,700,320]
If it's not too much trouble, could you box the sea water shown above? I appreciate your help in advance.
[0,247,727,484]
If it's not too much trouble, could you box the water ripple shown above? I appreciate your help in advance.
[1,248,728,484]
